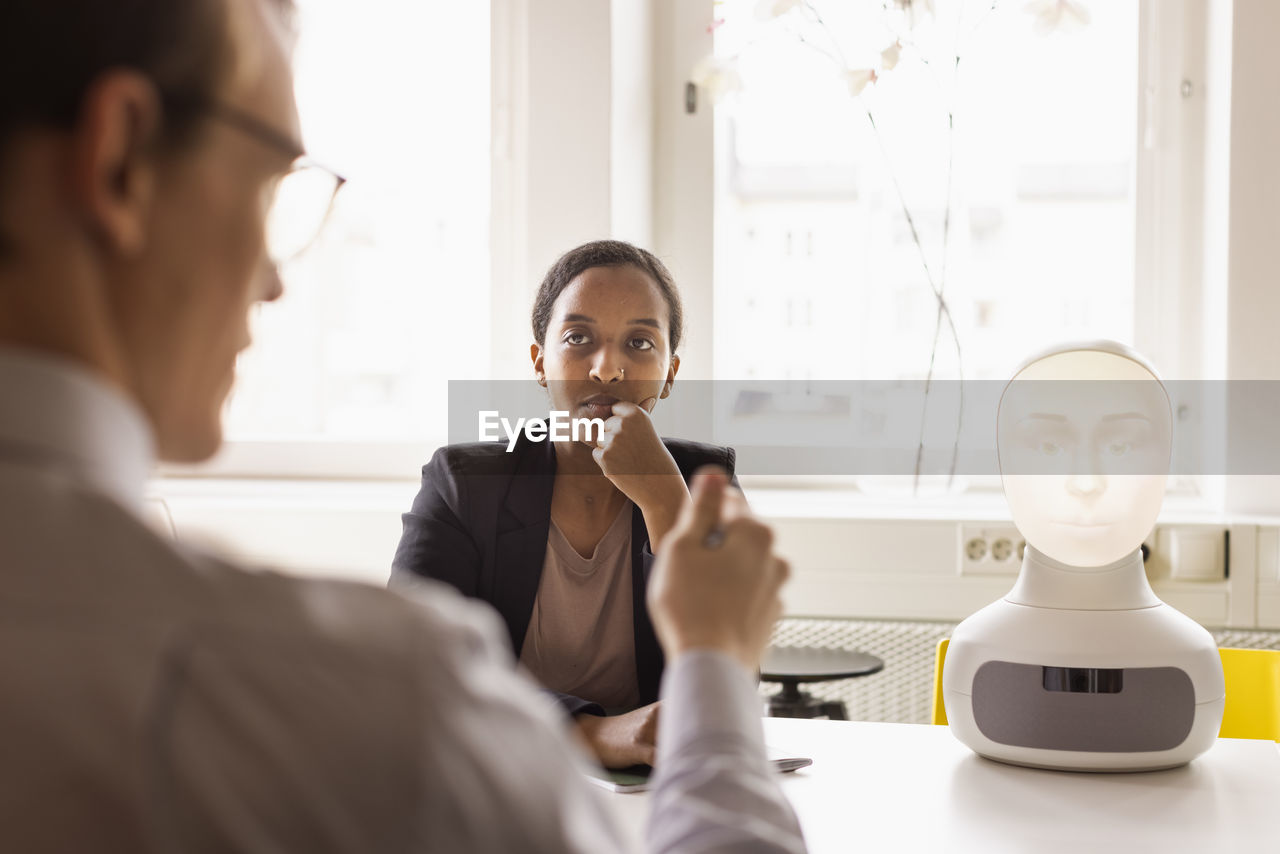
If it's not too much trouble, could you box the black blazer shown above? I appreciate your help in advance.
[390,433,736,717]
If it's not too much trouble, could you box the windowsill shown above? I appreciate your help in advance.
[146,475,1278,526]
[147,476,422,510]
[741,486,1247,524]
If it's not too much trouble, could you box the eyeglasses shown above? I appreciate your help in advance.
[263,158,347,265]
[192,100,347,265]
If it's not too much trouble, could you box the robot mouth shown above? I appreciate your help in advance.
[1049,520,1114,536]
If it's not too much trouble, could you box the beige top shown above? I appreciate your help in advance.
[519,502,641,711]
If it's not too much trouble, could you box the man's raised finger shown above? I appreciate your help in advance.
[679,466,729,541]
[719,486,752,522]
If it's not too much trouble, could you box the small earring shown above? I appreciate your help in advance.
[620,368,625,377]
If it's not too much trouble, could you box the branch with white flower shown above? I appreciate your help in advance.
[1025,0,1090,35]
[689,55,744,104]
[693,0,1091,489]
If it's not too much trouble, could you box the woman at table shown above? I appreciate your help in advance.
[391,240,736,769]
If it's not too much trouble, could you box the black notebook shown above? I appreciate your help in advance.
[585,753,813,793]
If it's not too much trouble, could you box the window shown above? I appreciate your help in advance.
[204,0,490,475]
[712,0,1141,385]
[682,0,1208,494]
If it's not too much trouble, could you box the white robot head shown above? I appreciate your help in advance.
[997,341,1172,568]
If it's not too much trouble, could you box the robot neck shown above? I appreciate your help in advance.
[1004,544,1162,611]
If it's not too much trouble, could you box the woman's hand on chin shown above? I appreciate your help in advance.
[592,399,688,546]
[592,398,685,498]
[575,701,661,769]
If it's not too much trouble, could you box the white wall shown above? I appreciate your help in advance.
[1224,0,1280,383]
[1222,0,1280,514]
[611,0,655,247]
[490,0,662,380]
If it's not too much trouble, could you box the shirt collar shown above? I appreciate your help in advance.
[0,347,156,511]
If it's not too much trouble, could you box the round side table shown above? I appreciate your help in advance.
[760,646,884,720]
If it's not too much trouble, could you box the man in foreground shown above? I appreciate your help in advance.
[0,0,805,851]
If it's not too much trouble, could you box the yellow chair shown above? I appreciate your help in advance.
[1218,647,1280,741]
[931,638,949,726]
[930,640,1280,740]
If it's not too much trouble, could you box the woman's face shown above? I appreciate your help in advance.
[531,265,680,421]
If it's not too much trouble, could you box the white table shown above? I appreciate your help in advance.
[606,718,1280,853]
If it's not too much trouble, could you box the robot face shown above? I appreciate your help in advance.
[997,346,1172,568]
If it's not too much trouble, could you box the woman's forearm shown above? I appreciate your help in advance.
[635,475,690,552]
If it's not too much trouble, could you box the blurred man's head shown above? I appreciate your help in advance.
[0,0,298,461]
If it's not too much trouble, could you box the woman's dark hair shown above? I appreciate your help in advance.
[531,240,684,353]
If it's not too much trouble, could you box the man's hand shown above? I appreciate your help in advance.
[575,702,661,768]
[646,467,789,671]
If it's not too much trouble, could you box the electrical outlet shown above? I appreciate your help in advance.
[1260,529,1280,583]
[958,524,1025,575]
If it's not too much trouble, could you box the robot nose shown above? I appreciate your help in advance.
[1065,471,1105,498]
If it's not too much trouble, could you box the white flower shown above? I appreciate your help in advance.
[690,55,744,104]
[754,0,803,22]
[844,67,878,97]
[1024,0,1091,35]
[880,41,902,72]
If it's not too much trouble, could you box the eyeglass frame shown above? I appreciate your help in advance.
[162,94,347,264]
